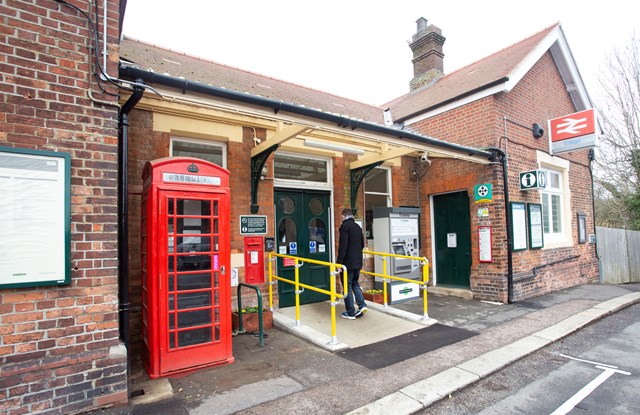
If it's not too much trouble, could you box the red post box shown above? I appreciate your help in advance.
[244,236,264,284]
[141,157,234,378]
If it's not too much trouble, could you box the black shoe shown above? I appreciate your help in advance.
[341,312,356,320]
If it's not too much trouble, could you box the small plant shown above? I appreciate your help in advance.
[237,306,268,314]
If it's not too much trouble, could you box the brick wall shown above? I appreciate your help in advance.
[407,51,599,301]
[0,1,127,414]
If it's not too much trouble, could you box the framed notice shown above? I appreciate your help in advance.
[0,147,71,289]
[527,203,544,249]
[577,213,587,244]
[478,226,492,262]
[510,202,527,251]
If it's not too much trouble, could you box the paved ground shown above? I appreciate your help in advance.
[87,283,640,415]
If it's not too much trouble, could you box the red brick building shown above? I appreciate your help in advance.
[0,3,598,413]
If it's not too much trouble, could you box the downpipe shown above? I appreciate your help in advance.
[488,147,514,303]
[117,83,144,350]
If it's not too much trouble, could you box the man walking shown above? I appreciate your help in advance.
[337,208,368,319]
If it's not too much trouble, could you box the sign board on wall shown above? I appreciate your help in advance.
[510,202,528,251]
[548,108,598,154]
[478,226,492,262]
[0,147,71,289]
[527,203,544,249]
[239,215,267,235]
[474,183,493,203]
[519,170,546,190]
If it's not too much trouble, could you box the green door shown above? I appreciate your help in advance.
[433,191,472,287]
[275,189,331,307]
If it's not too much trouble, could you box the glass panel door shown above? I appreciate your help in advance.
[166,196,221,350]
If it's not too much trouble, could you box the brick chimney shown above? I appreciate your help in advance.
[409,17,446,91]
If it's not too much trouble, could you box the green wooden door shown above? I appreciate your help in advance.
[433,191,472,287]
[275,189,331,307]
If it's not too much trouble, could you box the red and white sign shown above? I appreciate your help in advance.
[548,109,598,154]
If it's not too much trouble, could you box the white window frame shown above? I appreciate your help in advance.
[170,136,227,168]
[363,166,392,207]
[363,166,392,240]
[537,151,572,248]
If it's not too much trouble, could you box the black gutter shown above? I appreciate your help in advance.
[487,147,514,303]
[117,82,144,353]
[118,64,495,161]
[393,77,510,124]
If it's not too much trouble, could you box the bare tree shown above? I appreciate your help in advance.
[594,33,640,230]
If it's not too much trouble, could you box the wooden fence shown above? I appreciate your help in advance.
[597,226,640,284]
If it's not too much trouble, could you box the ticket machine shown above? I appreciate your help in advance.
[373,207,421,303]
[141,157,233,378]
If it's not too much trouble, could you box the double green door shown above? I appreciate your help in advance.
[275,189,331,307]
[433,191,472,287]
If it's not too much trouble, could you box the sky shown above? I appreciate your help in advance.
[121,1,637,106]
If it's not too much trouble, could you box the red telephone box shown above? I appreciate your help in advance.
[141,157,234,378]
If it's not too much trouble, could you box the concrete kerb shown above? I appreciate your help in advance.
[347,292,640,415]
[366,301,438,326]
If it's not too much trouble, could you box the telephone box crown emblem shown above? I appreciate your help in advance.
[187,163,199,173]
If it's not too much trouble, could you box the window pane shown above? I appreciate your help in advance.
[178,309,211,329]
[274,154,327,183]
[277,218,297,245]
[279,196,295,214]
[542,194,550,234]
[177,272,211,290]
[177,292,211,310]
[178,327,212,347]
[551,194,561,233]
[176,236,211,252]
[309,218,326,244]
[308,198,324,215]
[172,140,224,167]
[177,199,210,216]
[364,168,388,193]
[549,172,560,189]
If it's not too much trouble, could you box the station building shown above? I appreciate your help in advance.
[0,1,598,413]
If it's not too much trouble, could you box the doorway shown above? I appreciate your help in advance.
[433,191,472,287]
[274,189,331,307]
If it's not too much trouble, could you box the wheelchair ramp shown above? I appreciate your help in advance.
[273,301,437,352]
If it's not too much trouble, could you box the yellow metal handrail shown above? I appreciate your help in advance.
[362,249,430,320]
[267,252,348,345]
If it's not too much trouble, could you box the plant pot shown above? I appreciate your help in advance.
[232,310,273,332]
[363,292,385,304]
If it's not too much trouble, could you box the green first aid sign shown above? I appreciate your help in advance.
[474,183,493,204]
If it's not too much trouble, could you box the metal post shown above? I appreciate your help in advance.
[294,259,301,328]
[422,260,429,320]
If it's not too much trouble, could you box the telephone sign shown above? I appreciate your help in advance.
[519,170,546,190]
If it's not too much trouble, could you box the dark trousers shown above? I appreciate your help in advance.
[344,268,366,315]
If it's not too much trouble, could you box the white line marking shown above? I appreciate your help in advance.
[550,367,631,415]
[556,353,618,369]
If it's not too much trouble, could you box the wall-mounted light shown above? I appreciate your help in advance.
[504,117,545,139]
[532,123,544,139]
[303,139,365,155]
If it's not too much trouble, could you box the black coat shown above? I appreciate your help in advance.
[336,218,364,270]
